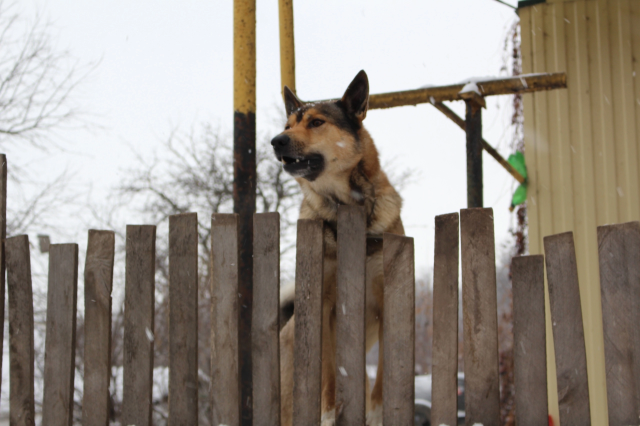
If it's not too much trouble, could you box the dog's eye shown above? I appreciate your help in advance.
[285,125,291,130]
[310,119,325,128]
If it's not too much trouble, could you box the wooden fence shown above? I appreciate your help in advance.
[2,153,640,425]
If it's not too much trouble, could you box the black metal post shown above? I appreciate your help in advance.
[465,99,483,208]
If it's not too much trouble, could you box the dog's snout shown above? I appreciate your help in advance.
[271,134,290,148]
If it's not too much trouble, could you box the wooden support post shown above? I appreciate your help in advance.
[431,213,459,426]
[460,208,500,426]
[169,213,199,425]
[122,225,156,426]
[6,235,34,426]
[464,99,484,208]
[42,244,79,426]
[383,233,415,426]
[252,213,280,426]
[82,230,115,426]
[234,1,257,421]
[597,222,640,425]
[544,232,590,426]
[278,0,296,96]
[432,102,526,184]
[512,255,548,426]
[293,219,324,425]
[211,214,240,426]
[335,206,367,425]
[0,154,6,400]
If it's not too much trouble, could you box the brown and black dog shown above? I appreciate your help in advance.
[272,70,404,426]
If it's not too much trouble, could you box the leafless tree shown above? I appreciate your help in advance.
[0,2,92,148]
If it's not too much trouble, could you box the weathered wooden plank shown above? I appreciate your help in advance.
[252,212,280,426]
[82,230,115,426]
[42,244,79,426]
[597,222,640,425]
[544,232,590,426]
[211,214,240,426]
[335,206,366,426]
[169,213,199,425]
[6,235,35,426]
[383,233,415,426]
[122,225,156,426]
[460,208,500,426]
[0,154,6,400]
[431,213,459,426]
[512,255,548,426]
[292,219,324,426]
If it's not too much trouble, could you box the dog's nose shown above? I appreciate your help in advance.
[271,134,290,148]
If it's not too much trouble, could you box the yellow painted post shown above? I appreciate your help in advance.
[278,0,296,96]
[234,0,256,424]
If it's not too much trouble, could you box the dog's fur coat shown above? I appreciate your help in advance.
[271,71,404,426]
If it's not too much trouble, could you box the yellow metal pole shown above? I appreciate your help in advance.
[233,0,255,425]
[278,0,296,95]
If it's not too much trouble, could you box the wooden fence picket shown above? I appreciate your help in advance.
[168,213,199,424]
[544,232,590,426]
[82,230,115,426]
[460,208,500,426]
[292,219,324,425]
[42,244,79,426]
[211,214,240,426]
[597,222,640,425]
[122,225,157,426]
[512,255,548,426]
[252,212,281,426]
[431,213,459,426]
[335,205,367,425]
[6,235,35,426]
[383,232,415,426]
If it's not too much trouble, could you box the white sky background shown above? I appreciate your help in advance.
[15,0,521,279]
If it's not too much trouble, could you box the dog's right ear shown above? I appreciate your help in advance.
[284,86,303,116]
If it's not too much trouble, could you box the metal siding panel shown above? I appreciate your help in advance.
[588,0,619,225]
[521,6,542,257]
[532,5,555,245]
[610,0,640,223]
[545,3,575,235]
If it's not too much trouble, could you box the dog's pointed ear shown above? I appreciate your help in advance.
[341,70,369,121]
[284,86,303,116]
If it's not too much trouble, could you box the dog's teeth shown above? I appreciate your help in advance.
[296,159,300,163]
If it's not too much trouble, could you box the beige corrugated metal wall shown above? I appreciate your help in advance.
[520,0,640,424]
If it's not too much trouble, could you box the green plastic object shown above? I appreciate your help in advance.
[507,151,528,181]
[508,151,528,210]
[511,183,528,207]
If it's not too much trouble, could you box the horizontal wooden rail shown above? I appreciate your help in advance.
[308,73,566,109]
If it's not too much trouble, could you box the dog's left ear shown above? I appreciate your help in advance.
[341,70,369,121]
[284,86,304,117]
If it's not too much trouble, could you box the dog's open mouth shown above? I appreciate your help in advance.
[279,153,325,181]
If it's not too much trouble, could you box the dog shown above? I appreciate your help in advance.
[271,70,404,426]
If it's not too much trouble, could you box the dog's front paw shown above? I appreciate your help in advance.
[321,408,335,426]
[366,404,382,426]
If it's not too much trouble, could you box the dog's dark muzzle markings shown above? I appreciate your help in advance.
[271,133,325,181]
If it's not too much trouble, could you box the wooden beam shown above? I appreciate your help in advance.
[307,73,566,109]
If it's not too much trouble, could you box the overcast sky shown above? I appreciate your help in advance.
[17,0,521,278]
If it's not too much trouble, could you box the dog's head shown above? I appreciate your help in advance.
[271,70,370,182]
